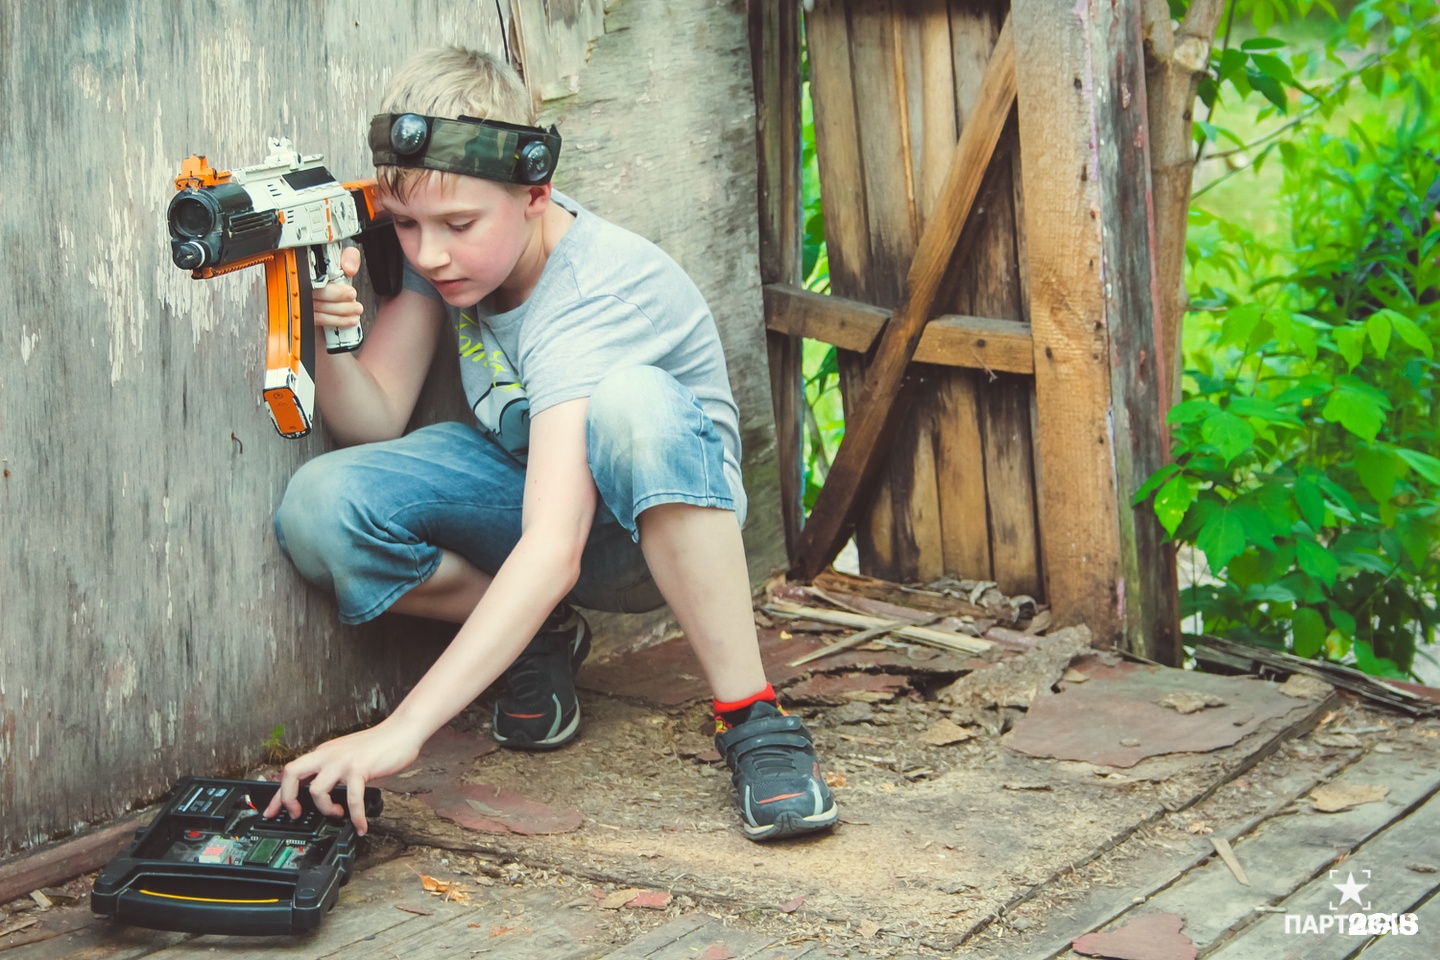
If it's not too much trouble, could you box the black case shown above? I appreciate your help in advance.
[91,776,381,936]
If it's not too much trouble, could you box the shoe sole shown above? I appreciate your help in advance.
[492,702,581,750]
[743,805,839,842]
[493,620,592,752]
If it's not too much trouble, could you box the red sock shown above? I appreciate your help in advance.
[715,684,778,728]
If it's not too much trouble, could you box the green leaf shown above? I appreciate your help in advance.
[1291,607,1326,658]
[1133,463,1181,505]
[1195,501,1249,573]
[1332,326,1366,369]
[1329,606,1357,640]
[1322,380,1390,441]
[1202,411,1256,464]
[1154,476,1194,537]
[1295,536,1340,587]
[1167,399,1221,424]
[1367,312,1392,357]
[1396,448,1440,486]
[1353,641,1407,680]
[1354,447,1408,503]
[1220,304,1264,347]
[1293,474,1326,529]
[1388,311,1434,358]
[1228,396,1302,426]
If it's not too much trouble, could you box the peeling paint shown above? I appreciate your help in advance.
[19,327,39,365]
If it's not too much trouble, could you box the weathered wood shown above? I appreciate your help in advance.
[842,0,925,580]
[1118,746,1440,954]
[0,812,149,907]
[763,285,1035,374]
[1011,733,1353,960]
[805,0,872,302]
[1011,0,1179,656]
[1205,783,1440,959]
[0,0,782,856]
[791,13,1016,582]
[749,0,806,560]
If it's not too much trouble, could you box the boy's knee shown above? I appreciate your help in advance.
[587,366,689,470]
[587,366,675,431]
[275,456,365,576]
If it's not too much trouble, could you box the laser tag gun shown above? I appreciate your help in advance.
[166,138,401,438]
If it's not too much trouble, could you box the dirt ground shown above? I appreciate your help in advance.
[4,577,1435,958]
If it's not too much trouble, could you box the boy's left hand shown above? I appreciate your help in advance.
[263,718,424,835]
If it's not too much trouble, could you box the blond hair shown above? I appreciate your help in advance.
[377,47,535,200]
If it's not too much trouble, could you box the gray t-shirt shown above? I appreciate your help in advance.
[401,190,744,511]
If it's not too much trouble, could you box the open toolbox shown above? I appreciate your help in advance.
[91,776,381,936]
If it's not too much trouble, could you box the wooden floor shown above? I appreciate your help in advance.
[3,618,1438,960]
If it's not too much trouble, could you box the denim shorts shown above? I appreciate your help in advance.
[274,366,746,624]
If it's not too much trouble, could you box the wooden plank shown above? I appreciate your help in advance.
[1205,785,1440,960]
[1356,892,1440,959]
[0,812,149,907]
[1011,0,1179,654]
[791,14,1016,581]
[749,0,805,559]
[763,284,1034,374]
[933,372,993,579]
[804,0,873,301]
[1011,731,1354,960]
[842,0,924,580]
[598,913,780,960]
[1136,747,1440,953]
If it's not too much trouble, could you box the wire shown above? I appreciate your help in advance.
[494,0,512,67]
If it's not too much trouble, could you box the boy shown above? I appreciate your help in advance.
[263,47,837,842]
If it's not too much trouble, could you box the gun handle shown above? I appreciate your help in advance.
[313,241,363,354]
[261,250,317,439]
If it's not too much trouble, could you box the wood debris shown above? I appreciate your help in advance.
[936,627,1093,731]
[1210,836,1249,886]
[922,718,977,746]
[1195,635,1438,717]
[1155,692,1226,714]
[1309,783,1390,813]
[419,873,471,903]
[764,600,993,656]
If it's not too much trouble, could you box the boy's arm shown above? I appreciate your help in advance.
[266,397,599,832]
[311,245,447,445]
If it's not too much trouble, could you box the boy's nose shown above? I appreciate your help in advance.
[413,232,450,270]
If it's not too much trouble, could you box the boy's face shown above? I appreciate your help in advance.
[381,173,546,308]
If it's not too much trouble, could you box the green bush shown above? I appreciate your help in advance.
[1141,6,1440,678]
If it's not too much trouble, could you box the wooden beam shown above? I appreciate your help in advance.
[1012,0,1180,660]
[790,13,1016,582]
[763,283,1034,374]
[748,0,805,559]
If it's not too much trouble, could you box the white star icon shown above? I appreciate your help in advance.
[1333,871,1369,907]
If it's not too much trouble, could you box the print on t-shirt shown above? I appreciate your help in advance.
[457,310,531,460]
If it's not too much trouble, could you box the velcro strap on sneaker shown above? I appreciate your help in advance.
[717,714,812,752]
[721,731,815,763]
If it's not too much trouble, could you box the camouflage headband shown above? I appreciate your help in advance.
[368,113,561,185]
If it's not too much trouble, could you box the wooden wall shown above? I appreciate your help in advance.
[0,0,783,855]
[805,0,1041,596]
[763,0,1178,657]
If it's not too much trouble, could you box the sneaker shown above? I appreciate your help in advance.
[492,605,592,750]
[714,701,838,841]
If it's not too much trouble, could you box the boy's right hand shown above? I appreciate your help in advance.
[313,244,365,334]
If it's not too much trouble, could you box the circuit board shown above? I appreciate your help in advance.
[156,782,340,871]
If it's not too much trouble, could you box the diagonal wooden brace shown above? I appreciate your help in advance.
[790,13,1017,581]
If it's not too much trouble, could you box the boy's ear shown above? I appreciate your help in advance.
[523,183,552,219]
